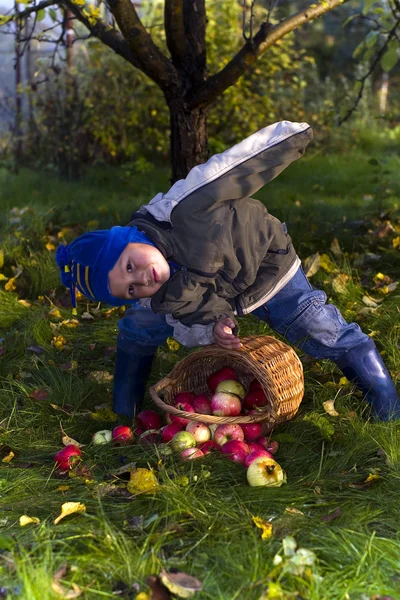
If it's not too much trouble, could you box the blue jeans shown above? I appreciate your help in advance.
[118,267,368,361]
[253,266,368,361]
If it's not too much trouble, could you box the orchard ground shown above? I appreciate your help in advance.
[0,138,400,599]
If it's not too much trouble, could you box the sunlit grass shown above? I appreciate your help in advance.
[0,148,400,598]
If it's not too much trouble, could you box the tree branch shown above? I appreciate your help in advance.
[189,0,348,109]
[0,0,61,23]
[164,0,186,66]
[107,0,179,91]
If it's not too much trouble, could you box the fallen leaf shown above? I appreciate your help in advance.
[46,242,56,251]
[51,563,83,598]
[146,576,171,600]
[373,223,394,238]
[285,507,305,516]
[2,451,15,463]
[50,404,74,416]
[27,345,45,354]
[56,485,70,492]
[60,319,79,328]
[0,249,3,269]
[166,337,180,351]
[319,253,337,273]
[4,277,17,292]
[80,311,94,320]
[362,296,379,308]
[320,506,341,522]
[60,423,84,448]
[18,299,31,308]
[252,516,273,540]
[323,399,339,417]
[330,238,342,258]
[0,273,8,281]
[332,273,350,295]
[159,570,203,599]
[88,371,113,384]
[90,405,118,422]
[303,412,335,441]
[28,388,49,401]
[48,307,62,320]
[127,468,159,495]
[393,236,400,249]
[54,502,86,525]
[303,253,320,278]
[19,515,40,526]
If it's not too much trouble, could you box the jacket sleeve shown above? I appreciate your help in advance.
[153,288,238,348]
[138,121,313,222]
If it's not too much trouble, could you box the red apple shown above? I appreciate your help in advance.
[174,392,195,406]
[180,448,204,460]
[207,367,238,393]
[112,425,134,445]
[214,423,244,446]
[244,448,274,468]
[249,378,263,391]
[215,379,246,399]
[240,422,263,441]
[161,422,183,443]
[172,400,196,427]
[243,388,269,411]
[136,410,162,431]
[199,440,220,454]
[221,440,249,464]
[185,421,211,444]
[54,445,82,470]
[138,429,160,445]
[266,440,279,455]
[193,394,212,415]
[211,392,241,416]
[248,441,264,453]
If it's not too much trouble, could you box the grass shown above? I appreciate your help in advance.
[0,142,400,599]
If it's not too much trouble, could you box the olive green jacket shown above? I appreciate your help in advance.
[130,121,313,347]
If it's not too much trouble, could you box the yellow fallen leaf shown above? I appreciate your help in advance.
[52,335,68,350]
[4,277,16,292]
[54,502,86,525]
[252,516,273,540]
[127,468,159,495]
[332,273,350,295]
[56,485,70,492]
[374,272,386,282]
[88,371,113,383]
[285,507,305,515]
[60,423,85,448]
[2,451,14,463]
[18,299,31,308]
[0,273,8,281]
[48,308,62,319]
[0,249,4,269]
[20,515,40,526]
[90,406,118,422]
[365,473,380,483]
[60,319,79,328]
[136,594,151,600]
[393,236,400,249]
[319,253,337,273]
[339,377,349,386]
[323,399,339,417]
[46,242,56,251]
[166,337,180,351]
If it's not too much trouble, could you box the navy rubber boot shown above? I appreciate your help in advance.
[336,338,400,421]
[113,333,158,419]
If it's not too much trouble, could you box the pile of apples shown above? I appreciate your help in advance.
[54,367,287,487]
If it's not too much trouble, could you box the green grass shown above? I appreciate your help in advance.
[0,144,400,599]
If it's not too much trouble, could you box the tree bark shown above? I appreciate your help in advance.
[169,99,208,182]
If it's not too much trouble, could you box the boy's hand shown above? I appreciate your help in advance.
[213,318,242,350]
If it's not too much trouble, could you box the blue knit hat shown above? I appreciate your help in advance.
[56,226,156,311]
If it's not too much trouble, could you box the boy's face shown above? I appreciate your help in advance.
[108,242,170,300]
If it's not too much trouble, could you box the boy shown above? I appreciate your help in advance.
[56,121,400,421]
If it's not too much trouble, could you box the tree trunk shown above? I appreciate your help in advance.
[169,99,208,183]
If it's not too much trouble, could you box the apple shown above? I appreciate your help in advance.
[136,410,162,431]
[171,431,196,452]
[248,442,264,453]
[173,400,196,427]
[92,430,113,445]
[138,429,160,445]
[199,440,220,454]
[244,448,274,468]
[240,422,263,441]
[207,367,238,393]
[215,379,246,399]
[221,440,249,464]
[112,425,134,445]
[161,422,183,443]
[193,394,212,415]
[174,392,195,406]
[214,423,244,446]
[211,392,242,416]
[249,378,263,391]
[243,388,269,411]
[180,448,204,460]
[266,440,279,455]
[54,445,82,470]
[185,422,211,444]
[246,456,287,487]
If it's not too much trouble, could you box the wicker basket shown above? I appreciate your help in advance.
[150,335,304,432]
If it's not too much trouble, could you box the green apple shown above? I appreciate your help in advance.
[92,430,113,444]
[171,431,196,452]
[215,379,246,399]
[246,456,287,487]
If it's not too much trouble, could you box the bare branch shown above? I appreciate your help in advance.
[338,17,400,125]
[164,0,186,66]
[4,0,61,22]
[189,0,348,109]
[107,0,179,90]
